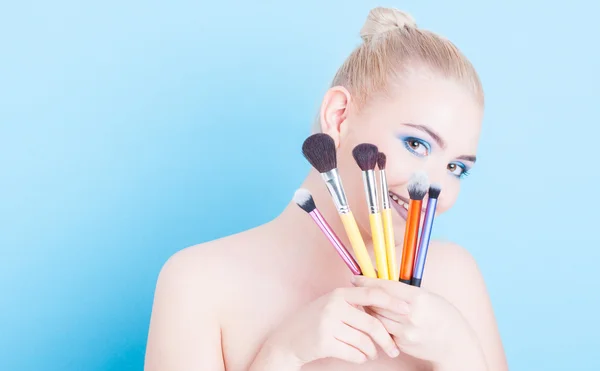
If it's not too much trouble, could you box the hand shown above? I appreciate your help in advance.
[351,276,487,370]
[252,286,403,369]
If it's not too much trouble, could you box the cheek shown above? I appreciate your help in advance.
[435,180,460,214]
[385,150,425,184]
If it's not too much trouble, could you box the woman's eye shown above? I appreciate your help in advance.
[403,138,430,157]
[448,162,469,178]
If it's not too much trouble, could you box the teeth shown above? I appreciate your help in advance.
[389,192,426,213]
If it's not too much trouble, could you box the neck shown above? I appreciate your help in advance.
[268,170,357,279]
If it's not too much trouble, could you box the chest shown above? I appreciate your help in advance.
[302,356,429,370]
[219,285,430,371]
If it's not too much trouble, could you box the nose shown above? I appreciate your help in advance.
[418,162,450,207]
[420,161,446,190]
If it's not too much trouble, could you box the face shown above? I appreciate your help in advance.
[320,74,483,238]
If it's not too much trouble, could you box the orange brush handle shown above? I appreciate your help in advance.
[399,199,422,282]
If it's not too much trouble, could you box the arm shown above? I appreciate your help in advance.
[427,241,509,371]
[144,248,225,371]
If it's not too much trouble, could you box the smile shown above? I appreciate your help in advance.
[388,191,426,213]
[388,191,427,223]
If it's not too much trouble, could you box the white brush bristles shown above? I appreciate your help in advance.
[407,171,429,200]
[293,188,312,206]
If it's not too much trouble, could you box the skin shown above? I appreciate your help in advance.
[144,71,509,371]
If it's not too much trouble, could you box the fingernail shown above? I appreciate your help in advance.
[351,275,360,283]
[398,302,410,314]
[390,347,400,357]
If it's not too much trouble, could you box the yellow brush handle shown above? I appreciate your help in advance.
[369,212,388,280]
[382,208,397,280]
[339,212,377,278]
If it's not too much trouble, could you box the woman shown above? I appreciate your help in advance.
[144,7,508,371]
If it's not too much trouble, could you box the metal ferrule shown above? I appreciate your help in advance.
[321,168,350,214]
[362,169,379,214]
[380,169,390,210]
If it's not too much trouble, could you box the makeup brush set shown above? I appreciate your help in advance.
[293,133,441,287]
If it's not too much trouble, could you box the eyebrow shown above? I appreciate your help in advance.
[402,123,477,163]
[456,155,477,163]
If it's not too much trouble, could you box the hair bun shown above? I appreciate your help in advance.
[360,7,417,42]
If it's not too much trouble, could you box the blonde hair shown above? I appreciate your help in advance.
[313,7,483,132]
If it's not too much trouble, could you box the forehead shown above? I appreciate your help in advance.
[362,75,483,152]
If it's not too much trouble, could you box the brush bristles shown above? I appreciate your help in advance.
[408,172,429,200]
[293,188,317,213]
[352,143,379,171]
[428,184,441,199]
[376,152,386,170]
[301,134,337,173]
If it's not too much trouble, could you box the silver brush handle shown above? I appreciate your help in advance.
[321,169,350,214]
[362,169,379,214]
[380,169,390,209]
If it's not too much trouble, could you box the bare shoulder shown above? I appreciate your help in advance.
[426,238,478,266]
[421,239,489,316]
[423,239,482,289]
[423,239,509,370]
[144,229,266,371]
[161,235,241,281]
[155,240,228,304]
[155,228,266,306]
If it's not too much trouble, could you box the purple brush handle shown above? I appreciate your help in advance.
[309,209,362,275]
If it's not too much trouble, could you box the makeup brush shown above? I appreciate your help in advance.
[411,184,441,287]
[399,171,429,285]
[293,188,362,275]
[352,143,388,280]
[301,134,377,278]
[377,152,397,280]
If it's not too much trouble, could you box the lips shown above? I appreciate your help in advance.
[388,190,426,221]
[389,194,408,221]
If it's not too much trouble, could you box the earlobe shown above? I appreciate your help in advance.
[319,86,352,148]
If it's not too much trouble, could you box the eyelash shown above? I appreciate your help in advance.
[402,137,431,157]
[449,162,470,179]
[401,136,471,179]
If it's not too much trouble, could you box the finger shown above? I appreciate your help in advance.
[341,286,405,314]
[342,285,411,320]
[351,275,419,301]
[333,323,378,360]
[328,338,369,364]
[372,313,406,337]
[376,315,420,347]
[366,305,411,324]
[341,303,401,358]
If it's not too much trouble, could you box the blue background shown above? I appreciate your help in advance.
[1,1,598,370]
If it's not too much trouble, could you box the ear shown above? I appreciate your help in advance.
[319,86,352,148]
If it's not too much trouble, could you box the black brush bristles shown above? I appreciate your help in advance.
[301,133,337,173]
[293,188,317,213]
[428,183,441,199]
[352,143,379,171]
[407,172,429,200]
[376,152,387,170]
